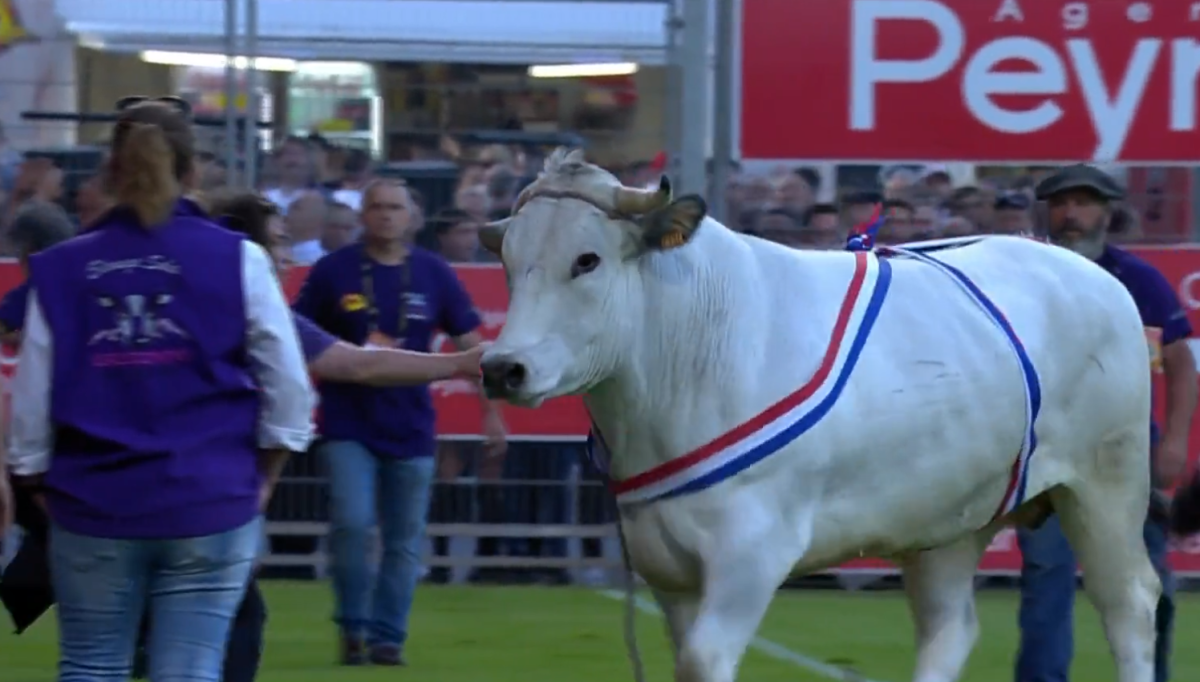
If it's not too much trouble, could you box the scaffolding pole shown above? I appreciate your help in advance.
[674,0,709,197]
[709,0,737,223]
[222,0,239,184]
[242,0,260,188]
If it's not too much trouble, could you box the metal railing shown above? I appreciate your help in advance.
[260,441,627,584]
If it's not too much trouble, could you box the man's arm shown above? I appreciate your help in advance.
[436,260,506,455]
[1161,340,1197,483]
[1144,266,1197,487]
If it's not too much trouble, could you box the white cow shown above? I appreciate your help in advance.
[478,150,1158,682]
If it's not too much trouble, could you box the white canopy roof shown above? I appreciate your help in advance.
[57,0,671,64]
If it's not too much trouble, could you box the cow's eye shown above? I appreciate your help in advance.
[570,253,601,278]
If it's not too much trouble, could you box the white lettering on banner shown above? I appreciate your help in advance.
[963,38,1067,134]
[1127,2,1152,23]
[1180,271,1200,311]
[1173,40,1200,130]
[1064,39,1161,159]
[849,0,1200,159]
[1062,2,1090,30]
[992,0,1024,23]
[850,0,965,130]
[1192,3,1200,20]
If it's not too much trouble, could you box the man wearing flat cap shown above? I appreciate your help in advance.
[1016,164,1194,682]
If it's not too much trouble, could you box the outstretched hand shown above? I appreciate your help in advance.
[454,345,486,379]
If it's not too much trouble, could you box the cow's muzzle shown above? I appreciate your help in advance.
[480,355,528,399]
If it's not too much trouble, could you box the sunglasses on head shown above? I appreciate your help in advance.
[114,96,194,119]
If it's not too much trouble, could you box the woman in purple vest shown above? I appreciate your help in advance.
[127,190,487,682]
[6,98,317,682]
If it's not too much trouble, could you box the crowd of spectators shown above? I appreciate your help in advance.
[0,127,1150,265]
[0,130,1157,586]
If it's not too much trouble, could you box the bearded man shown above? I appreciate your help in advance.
[1015,164,1196,682]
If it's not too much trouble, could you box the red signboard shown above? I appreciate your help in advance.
[742,0,1200,162]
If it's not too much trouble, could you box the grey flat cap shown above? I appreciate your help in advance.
[1034,164,1125,201]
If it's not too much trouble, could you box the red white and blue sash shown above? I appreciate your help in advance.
[881,244,1042,522]
[587,243,1042,520]
[589,251,893,505]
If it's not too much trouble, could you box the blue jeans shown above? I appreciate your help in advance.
[322,440,434,646]
[1016,514,1173,682]
[50,517,261,682]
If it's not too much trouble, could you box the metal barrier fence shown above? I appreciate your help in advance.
[262,440,628,585]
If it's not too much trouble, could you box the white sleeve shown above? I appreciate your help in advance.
[242,241,317,451]
[9,289,54,475]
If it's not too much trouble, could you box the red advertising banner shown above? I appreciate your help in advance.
[742,0,1200,162]
[8,253,1200,572]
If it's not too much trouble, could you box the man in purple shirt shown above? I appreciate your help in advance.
[1016,164,1197,682]
[294,179,506,666]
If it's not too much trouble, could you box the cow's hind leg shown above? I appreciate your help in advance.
[1052,434,1158,682]
[900,532,989,682]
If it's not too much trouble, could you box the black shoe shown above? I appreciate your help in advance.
[369,643,407,666]
[340,636,367,666]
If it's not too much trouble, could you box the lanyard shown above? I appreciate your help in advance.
[360,249,411,337]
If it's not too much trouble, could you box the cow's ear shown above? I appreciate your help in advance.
[639,195,707,251]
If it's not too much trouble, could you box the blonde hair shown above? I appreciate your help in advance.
[108,100,196,227]
[114,123,178,226]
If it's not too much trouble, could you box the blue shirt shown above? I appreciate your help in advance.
[1096,245,1193,445]
[293,243,481,457]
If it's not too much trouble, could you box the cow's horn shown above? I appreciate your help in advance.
[614,175,671,215]
[479,217,511,255]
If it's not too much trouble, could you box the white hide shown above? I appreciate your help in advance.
[485,157,1158,682]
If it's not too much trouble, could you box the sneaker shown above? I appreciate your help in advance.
[340,636,367,666]
[369,643,407,666]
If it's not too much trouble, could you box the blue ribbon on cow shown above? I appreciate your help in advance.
[845,203,885,252]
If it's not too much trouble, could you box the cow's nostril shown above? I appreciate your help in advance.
[481,357,527,396]
[503,362,527,391]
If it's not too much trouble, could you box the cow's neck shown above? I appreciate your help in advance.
[584,229,834,482]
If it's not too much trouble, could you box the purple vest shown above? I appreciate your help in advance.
[28,201,261,539]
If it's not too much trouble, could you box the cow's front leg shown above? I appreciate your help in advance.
[674,552,791,682]
[652,590,699,662]
[900,532,990,682]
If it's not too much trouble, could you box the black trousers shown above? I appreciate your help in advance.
[133,578,267,682]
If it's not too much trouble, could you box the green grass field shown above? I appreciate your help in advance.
[3,582,1199,681]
